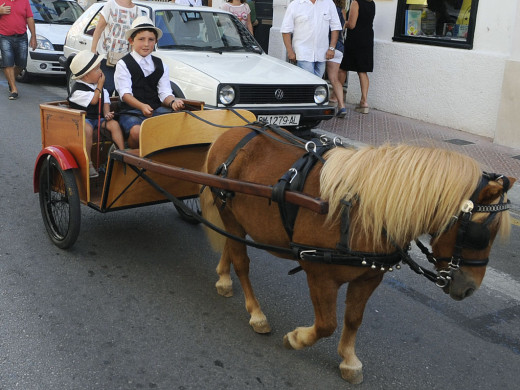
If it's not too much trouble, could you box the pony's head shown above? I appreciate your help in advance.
[431,173,515,301]
[320,145,515,301]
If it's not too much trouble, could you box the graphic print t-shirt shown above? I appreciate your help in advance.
[96,0,139,55]
[220,3,251,26]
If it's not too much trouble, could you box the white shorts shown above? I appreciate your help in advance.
[328,50,344,64]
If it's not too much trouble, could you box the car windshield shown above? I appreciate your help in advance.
[155,10,262,53]
[31,0,83,24]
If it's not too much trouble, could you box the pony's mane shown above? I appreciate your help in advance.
[320,144,482,249]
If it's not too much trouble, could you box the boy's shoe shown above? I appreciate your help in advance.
[89,162,99,178]
[8,92,18,100]
[336,108,347,118]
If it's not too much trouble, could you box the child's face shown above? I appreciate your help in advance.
[129,30,157,57]
[81,64,102,84]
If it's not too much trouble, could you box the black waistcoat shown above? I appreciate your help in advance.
[68,83,104,120]
[120,54,164,110]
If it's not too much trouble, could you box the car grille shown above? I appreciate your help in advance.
[235,85,318,104]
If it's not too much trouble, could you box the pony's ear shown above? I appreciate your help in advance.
[477,176,516,203]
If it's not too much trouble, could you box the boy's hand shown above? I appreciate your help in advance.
[141,104,154,117]
[104,111,114,121]
[97,72,105,88]
[170,99,185,111]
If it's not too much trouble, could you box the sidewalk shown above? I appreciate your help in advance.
[316,104,520,214]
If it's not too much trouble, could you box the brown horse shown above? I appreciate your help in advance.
[199,126,515,384]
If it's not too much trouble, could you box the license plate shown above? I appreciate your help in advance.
[257,114,301,126]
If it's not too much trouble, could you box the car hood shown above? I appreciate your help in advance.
[34,23,72,45]
[157,51,327,86]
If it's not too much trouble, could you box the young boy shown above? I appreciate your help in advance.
[68,50,125,178]
[114,16,184,149]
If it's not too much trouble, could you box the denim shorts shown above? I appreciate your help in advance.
[85,117,106,130]
[119,107,171,138]
[0,33,28,68]
[297,60,326,78]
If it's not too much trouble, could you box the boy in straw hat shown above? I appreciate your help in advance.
[68,50,125,178]
[114,16,185,149]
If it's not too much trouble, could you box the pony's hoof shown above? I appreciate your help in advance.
[215,282,233,297]
[250,316,271,334]
[283,334,295,349]
[339,362,364,384]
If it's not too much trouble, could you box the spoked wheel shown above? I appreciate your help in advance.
[39,156,81,248]
[174,197,201,225]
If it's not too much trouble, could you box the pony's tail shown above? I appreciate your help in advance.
[199,185,226,253]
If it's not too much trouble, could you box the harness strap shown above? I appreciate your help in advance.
[272,143,332,240]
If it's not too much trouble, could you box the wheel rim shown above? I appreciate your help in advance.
[42,161,71,240]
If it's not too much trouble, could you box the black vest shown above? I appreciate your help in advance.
[68,83,104,120]
[120,54,164,110]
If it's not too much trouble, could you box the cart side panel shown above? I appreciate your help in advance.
[40,103,89,203]
[139,109,257,157]
[103,145,210,209]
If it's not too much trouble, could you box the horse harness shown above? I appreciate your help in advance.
[408,173,511,288]
[208,124,407,274]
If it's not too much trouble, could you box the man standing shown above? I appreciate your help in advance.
[281,0,342,77]
[0,0,36,100]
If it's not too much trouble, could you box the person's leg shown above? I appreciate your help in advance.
[9,35,28,96]
[296,60,314,75]
[358,72,369,108]
[0,36,17,94]
[326,61,345,110]
[106,120,125,150]
[128,124,141,149]
[4,66,17,93]
[84,122,94,161]
[100,60,116,96]
[314,61,326,78]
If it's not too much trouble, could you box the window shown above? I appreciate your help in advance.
[393,0,479,49]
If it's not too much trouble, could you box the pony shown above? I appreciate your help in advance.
[199,126,515,384]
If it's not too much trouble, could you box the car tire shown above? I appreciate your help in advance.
[66,69,76,96]
[16,68,31,83]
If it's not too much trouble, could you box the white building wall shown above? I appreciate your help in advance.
[268,0,519,144]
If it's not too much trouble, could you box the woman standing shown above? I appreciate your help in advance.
[91,0,139,96]
[220,0,254,35]
[340,0,375,114]
[327,0,347,117]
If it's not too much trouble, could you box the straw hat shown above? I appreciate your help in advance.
[125,16,163,40]
[70,50,103,80]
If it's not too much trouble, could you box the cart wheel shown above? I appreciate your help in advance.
[175,197,201,225]
[39,156,81,248]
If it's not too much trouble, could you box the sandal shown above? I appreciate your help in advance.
[336,108,347,118]
[355,105,369,114]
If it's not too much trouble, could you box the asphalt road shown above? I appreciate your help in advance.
[0,76,519,390]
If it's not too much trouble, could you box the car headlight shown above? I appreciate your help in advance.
[219,85,236,105]
[314,86,327,104]
[36,35,54,51]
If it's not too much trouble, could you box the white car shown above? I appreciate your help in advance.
[61,1,334,130]
[11,0,84,82]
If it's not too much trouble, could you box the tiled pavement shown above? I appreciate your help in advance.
[317,104,520,213]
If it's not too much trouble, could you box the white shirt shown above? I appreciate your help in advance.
[174,0,203,6]
[114,51,174,103]
[69,80,110,108]
[280,0,342,62]
[96,0,140,55]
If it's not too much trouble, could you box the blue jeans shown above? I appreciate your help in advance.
[297,60,326,78]
[100,59,116,96]
[119,106,171,138]
[0,33,28,68]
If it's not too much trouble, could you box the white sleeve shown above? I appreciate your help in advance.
[158,62,174,102]
[329,3,342,31]
[114,60,133,101]
[280,3,295,34]
[69,88,95,108]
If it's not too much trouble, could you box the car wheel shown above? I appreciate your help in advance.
[16,68,31,83]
